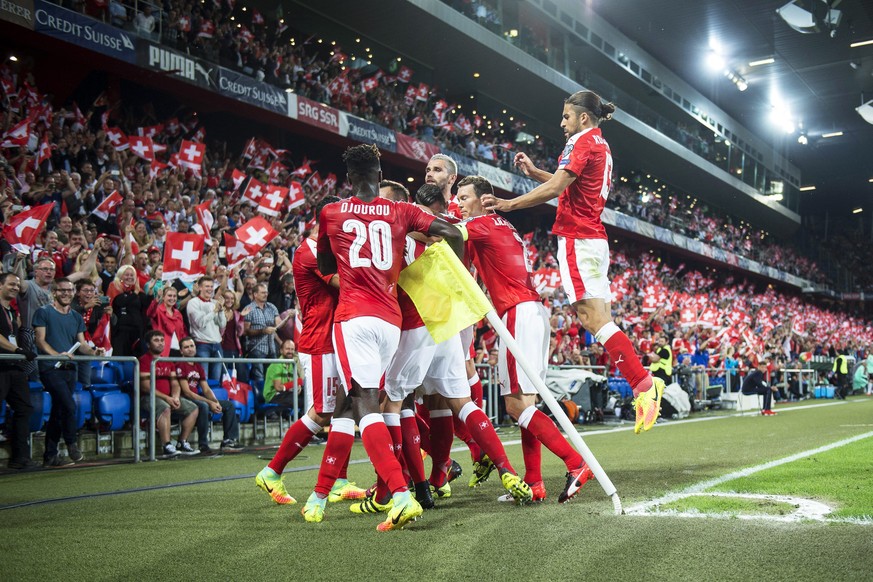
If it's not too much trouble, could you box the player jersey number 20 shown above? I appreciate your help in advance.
[343,219,393,270]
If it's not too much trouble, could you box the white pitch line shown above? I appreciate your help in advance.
[478,399,860,451]
[625,430,873,517]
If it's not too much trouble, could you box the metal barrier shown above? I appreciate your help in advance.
[0,354,142,461]
[150,356,296,462]
[474,363,499,423]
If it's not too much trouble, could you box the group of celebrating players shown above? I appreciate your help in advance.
[254,91,665,531]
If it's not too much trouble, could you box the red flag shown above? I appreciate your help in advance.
[0,116,31,148]
[290,157,313,178]
[162,232,206,282]
[128,135,155,161]
[416,83,430,101]
[397,66,414,83]
[90,313,112,355]
[3,203,53,253]
[92,190,123,221]
[287,181,305,209]
[307,171,323,191]
[231,168,247,191]
[241,177,266,206]
[149,159,168,181]
[193,200,214,234]
[138,124,164,138]
[242,137,258,159]
[191,126,206,143]
[178,140,205,172]
[361,77,379,93]
[235,216,278,252]
[106,127,128,151]
[267,160,288,184]
[223,232,258,267]
[323,172,338,192]
[36,133,52,166]
[258,184,289,217]
[252,8,264,25]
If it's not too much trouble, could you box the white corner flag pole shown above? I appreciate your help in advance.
[484,310,623,515]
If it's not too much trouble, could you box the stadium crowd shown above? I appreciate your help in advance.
[2,45,873,473]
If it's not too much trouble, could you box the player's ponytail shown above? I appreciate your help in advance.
[565,91,615,125]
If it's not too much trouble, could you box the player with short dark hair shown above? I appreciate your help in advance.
[316,143,464,531]
[483,90,664,436]
[458,175,594,503]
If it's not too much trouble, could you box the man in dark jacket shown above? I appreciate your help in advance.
[742,360,779,416]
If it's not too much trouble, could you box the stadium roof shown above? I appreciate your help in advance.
[588,0,873,215]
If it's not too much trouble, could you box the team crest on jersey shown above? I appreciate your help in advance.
[559,142,574,167]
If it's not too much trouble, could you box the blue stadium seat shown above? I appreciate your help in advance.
[251,379,281,440]
[211,387,229,422]
[73,390,93,430]
[90,361,118,385]
[96,391,131,431]
[29,389,50,433]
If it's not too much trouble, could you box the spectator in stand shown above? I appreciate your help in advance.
[108,264,148,356]
[220,287,248,383]
[244,283,284,383]
[34,278,106,467]
[133,5,157,39]
[0,273,36,470]
[146,286,187,356]
[175,336,243,454]
[98,251,118,294]
[138,330,199,457]
[71,278,108,386]
[263,338,302,407]
[186,275,226,382]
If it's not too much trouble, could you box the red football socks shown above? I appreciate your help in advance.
[268,415,320,474]
[428,410,454,487]
[519,406,582,471]
[597,322,651,394]
[453,414,483,463]
[359,413,408,495]
[400,409,426,484]
[313,417,355,497]
[520,427,542,484]
[459,402,512,473]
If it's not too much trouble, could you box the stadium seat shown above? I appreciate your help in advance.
[251,379,282,440]
[73,390,93,431]
[211,387,229,422]
[29,389,50,433]
[94,391,131,455]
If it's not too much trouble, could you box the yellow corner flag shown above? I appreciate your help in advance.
[398,241,492,343]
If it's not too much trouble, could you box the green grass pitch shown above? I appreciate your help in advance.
[2,398,872,581]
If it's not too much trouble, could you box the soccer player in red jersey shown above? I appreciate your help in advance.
[382,183,532,507]
[316,144,464,531]
[255,195,367,520]
[425,154,491,486]
[458,175,594,503]
[482,90,664,434]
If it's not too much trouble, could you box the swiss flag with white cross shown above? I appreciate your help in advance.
[162,232,206,282]
[128,136,155,161]
[178,140,205,172]
[257,184,289,217]
[223,232,258,268]
[234,216,278,253]
[241,177,266,206]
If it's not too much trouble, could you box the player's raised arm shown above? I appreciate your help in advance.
[513,152,553,184]
[482,169,576,213]
[427,217,464,260]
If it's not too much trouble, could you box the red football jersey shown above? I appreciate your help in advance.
[317,197,436,327]
[553,127,612,240]
[293,238,338,355]
[398,237,426,330]
[461,214,539,318]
